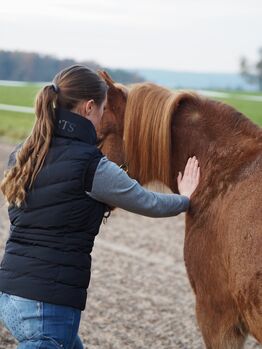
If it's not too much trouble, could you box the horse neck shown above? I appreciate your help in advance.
[170,99,262,192]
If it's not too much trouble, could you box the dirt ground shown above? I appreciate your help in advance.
[0,143,260,349]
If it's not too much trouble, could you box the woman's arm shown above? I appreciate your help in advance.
[85,156,199,218]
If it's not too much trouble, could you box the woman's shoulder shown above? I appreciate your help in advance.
[74,143,104,162]
[52,137,103,161]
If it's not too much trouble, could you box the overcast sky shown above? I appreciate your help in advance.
[1,0,261,72]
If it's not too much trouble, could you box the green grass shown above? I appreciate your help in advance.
[0,84,41,107]
[0,110,34,142]
[216,90,262,97]
[0,84,40,142]
[0,84,261,143]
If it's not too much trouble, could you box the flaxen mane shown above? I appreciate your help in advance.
[123,83,197,187]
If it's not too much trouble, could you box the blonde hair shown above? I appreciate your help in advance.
[1,65,107,207]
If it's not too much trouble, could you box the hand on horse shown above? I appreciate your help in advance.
[177,156,200,199]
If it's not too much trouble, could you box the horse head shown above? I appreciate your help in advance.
[97,71,128,166]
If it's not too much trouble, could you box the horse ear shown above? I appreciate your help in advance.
[97,70,116,87]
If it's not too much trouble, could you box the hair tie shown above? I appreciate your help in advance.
[51,83,59,94]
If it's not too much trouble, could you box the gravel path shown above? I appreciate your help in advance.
[0,143,260,349]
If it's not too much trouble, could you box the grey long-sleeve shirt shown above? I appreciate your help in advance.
[86,156,190,218]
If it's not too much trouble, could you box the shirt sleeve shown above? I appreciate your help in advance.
[85,156,190,218]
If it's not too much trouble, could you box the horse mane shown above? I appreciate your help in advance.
[123,83,197,187]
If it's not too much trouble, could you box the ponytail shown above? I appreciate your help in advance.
[1,85,57,207]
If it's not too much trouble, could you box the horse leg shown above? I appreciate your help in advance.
[195,297,248,349]
[236,273,262,343]
[243,310,262,343]
[243,311,262,344]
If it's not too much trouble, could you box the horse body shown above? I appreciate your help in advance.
[170,94,262,348]
[97,71,262,348]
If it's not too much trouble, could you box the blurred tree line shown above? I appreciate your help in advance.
[0,50,144,84]
[241,47,262,91]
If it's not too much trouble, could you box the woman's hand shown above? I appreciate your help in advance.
[177,156,200,199]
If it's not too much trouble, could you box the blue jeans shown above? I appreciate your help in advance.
[0,291,84,348]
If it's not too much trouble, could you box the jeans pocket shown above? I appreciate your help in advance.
[1,294,42,342]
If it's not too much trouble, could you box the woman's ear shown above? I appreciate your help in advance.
[84,99,95,116]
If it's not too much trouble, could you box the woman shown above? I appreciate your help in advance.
[0,65,200,349]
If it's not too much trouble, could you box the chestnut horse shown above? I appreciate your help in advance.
[97,71,262,349]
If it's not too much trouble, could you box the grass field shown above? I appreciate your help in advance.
[0,84,261,143]
[0,110,34,142]
[0,84,41,107]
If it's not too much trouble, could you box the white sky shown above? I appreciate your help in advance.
[1,0,262,72]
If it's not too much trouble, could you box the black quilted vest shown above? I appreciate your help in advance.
[0,108,106,310]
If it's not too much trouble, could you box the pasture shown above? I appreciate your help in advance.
[0,84,261,143]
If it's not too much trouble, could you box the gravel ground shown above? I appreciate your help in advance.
[0,143,260,349]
